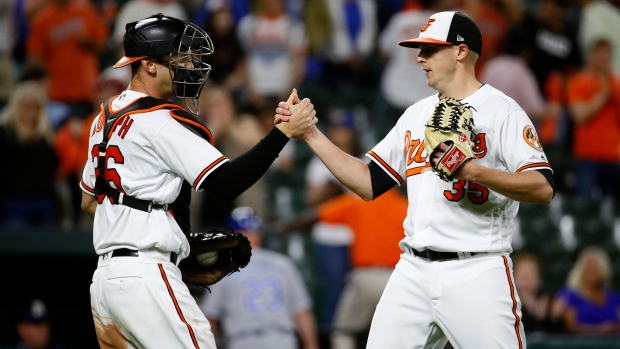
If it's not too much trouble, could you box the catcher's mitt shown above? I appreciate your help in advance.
[179,229,252,287]
[424,97,475,181]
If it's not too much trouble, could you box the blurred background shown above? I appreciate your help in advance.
[1,0,620,348]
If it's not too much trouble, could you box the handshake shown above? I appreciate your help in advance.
[273,88,318,140]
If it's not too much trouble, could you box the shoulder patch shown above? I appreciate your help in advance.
[523,125,543,151]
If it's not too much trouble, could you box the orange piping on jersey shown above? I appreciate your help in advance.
[81,179,95,194]
[193,156,228,188]
[158,264,200,349]
[106,107,181,139]
[169,111,214,146]
[503,256,523,349]
[516,162,551,172]
[107,95,180,115]
[406,163,431,177]
[103,96,183,139]
[367,151,404,184]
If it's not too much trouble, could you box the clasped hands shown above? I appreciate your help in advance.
[273,88,317,139]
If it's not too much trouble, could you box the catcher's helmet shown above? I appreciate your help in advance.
[227,207,262,232]
[114,13,214,113]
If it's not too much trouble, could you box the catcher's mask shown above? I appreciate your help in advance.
[113,13,214,114]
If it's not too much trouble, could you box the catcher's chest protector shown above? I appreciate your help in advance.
[96,96,214,235]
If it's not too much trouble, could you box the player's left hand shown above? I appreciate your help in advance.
[432,141,479,180]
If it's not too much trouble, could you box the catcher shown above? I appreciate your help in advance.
[80,14,316,348]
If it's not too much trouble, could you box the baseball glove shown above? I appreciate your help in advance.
[179,229,252,287]
[424,97,475,181]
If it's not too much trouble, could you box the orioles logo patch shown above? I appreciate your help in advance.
[523,125,543,151]
[421,18,435,32]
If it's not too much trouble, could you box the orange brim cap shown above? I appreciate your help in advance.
[113,56,147,68]
[398,38,452,48]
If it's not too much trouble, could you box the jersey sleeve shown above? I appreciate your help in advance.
[499,109,552,173]
[154,118,229,190]
[365,122,406,186]
[79,116,99,196]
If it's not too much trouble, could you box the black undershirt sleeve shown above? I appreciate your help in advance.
[368,160,397,199]
[536,169,555,197]
[200,127,289,200]
[369,163,555,199]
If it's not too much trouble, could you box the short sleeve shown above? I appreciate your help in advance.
[366,122,406,185]
[154,118,229,190]
[499,109,552,173]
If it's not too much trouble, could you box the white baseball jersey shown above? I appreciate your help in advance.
[366,84,551,253]
[80,90,229,259]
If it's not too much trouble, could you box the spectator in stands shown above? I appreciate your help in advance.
[375,0,448,138]
[513,252,556,333]
[577,0,620,75]
[275,187,408,349]
[194,85,268,228]
[53,73,126,228]
[192,0,302,30]
[551,246,620,334]
[0,0,17,108]
[459,0,510,74]
[317,0,378,92]
[201,4,247,94]
[566,38,620,202]
[193,0,250,29]
[200,207,319,349]
[14,298,66,349]
[25,0,108,129]
[480,27,547,121]
[522,0,582,95]
[112,0,187,49]
[0,82,58,228]
[237,0,307,112]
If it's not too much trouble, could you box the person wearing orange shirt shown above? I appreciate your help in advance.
[26,0,108,128]
[566,37,620,202]
[275,187,408,349]
[53,74,126,227]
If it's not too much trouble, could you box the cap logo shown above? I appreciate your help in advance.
[457,35,464,41]
[421,18,436,32]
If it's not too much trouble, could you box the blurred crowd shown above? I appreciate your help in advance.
[1,0,620,347]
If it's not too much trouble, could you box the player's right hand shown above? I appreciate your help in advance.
[274,88,300,124]
[275,90,317,139]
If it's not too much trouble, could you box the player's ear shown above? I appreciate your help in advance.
[455,44,469,62]
[141,58,158,74]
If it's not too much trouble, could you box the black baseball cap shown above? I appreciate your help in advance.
[399,11,482,55]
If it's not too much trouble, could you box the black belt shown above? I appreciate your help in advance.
[409,248,486,262]
[111,248,177,264]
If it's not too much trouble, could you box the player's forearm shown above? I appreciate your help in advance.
[81,192,97,217]
[463,162,553,204]
[303,127,373,200]
[294,308,320,349]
